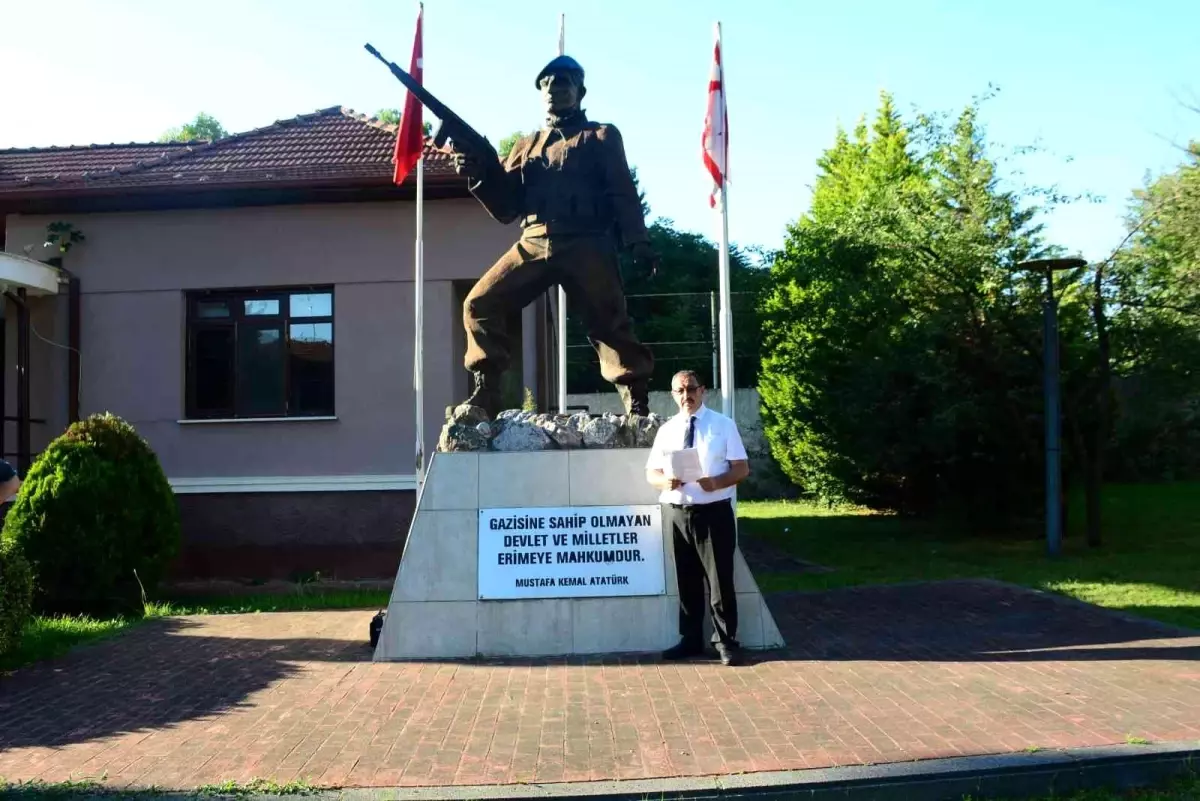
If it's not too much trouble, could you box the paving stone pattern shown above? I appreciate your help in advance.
[1,580,1198,790]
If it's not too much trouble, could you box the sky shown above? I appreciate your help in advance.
[2,0,1197,263]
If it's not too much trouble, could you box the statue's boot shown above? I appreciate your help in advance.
[617,380,650,417]
[463,370,503,420]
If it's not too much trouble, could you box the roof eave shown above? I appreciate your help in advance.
[0,173,472,215]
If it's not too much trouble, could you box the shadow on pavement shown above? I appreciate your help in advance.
[758,579,1200,664]
[0,580,1195,755]
[0,615,374,752]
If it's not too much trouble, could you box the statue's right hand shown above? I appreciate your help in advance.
[452,152,484,180]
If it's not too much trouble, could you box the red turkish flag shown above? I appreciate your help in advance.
[702,32,728,208]
[392,5,424,184]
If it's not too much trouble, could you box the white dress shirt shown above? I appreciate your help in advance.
[645,404,748,505]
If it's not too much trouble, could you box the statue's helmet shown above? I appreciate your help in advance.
[535,55,585,88]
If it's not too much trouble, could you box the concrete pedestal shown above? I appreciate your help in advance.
[373,448,784,660]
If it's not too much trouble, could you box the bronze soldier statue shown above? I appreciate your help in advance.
[451,55,657,419]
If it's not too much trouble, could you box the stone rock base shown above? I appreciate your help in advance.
[438,404,667,453]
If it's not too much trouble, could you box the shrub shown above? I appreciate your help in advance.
[0,538,33,655]
[1,413,180,617]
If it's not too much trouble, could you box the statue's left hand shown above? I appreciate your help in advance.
[628,241,660,276]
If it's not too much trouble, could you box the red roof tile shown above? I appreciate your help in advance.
[0,107,459,195]
[0,141,197,186]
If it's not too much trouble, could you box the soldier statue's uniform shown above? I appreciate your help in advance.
[452,55,656,418]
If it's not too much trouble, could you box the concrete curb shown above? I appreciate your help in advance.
[6,744,1199,800]
[280,742,1198,801]
[336,743,1200,801]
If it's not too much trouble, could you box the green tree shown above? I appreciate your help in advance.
[374,108,433,136]
[1113,141,1200,323]
[1100,136,1200,483]
[759,91,1070,522]
[498,131,530,160]
[158,112,228,143]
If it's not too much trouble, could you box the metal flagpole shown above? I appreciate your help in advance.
[717,188,733,421]
[696,21,739,533]
[414,1,426,487]
[555,11,568,413]
[415,158,425,485]
[714,22,734,423]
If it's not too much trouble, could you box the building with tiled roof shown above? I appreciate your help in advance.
[0,107,464,213]
[1,105,555,583]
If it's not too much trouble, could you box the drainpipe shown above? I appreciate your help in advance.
[0,295,5,463]
[47,257,81,424]
[16,287,29,476]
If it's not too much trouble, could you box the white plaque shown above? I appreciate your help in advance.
[478,505,665,600]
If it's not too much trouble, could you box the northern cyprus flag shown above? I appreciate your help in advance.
[702,26,728,208]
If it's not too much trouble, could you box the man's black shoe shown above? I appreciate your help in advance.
[715,642,742,666]
[661,640,703,661]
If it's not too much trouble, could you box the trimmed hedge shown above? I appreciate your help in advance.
[0,538,32,655]
[1,413,180,617]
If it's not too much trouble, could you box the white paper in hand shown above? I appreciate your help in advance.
[664,448,703,483]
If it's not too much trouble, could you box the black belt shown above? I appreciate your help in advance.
[667,498,730,510]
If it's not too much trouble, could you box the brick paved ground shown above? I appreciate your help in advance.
[1,580,1198,791]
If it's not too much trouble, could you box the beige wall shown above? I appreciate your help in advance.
[3,199,518,482]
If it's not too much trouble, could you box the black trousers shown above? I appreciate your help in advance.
[664,499,738,647]
[462,232,654,386]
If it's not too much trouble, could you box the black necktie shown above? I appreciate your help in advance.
[684,415,696,449]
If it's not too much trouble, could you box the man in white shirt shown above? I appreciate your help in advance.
[645,370,750,666]
[0,459,20,503]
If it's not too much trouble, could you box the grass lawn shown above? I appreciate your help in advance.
[1003,774,1200,800]
[0,589,391,673]
[4,480,1197,674]
[982,773,1200,800]
[739,480,1200,631]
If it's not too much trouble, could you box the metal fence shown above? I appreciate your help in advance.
[562,290,763,394]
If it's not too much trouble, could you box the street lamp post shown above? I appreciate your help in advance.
[1018,257,1086,557]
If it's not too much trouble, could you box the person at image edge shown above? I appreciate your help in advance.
[0,460,20,503]
[645,370,749,666]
